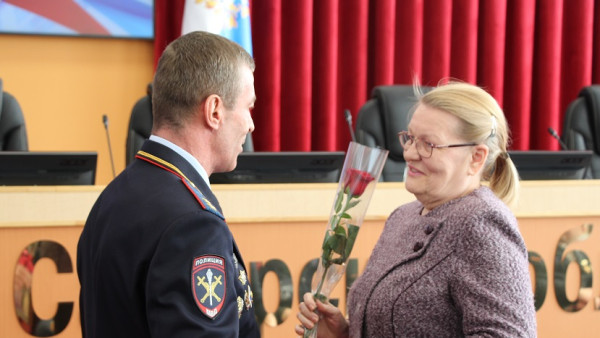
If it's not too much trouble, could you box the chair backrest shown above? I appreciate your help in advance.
[0,79,28,151]
[355,85,429,181]
[562,85,600,179]
[125,84,254,165]
[126,88,153,165]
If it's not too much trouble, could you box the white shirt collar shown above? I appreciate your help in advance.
[148,135,211,188]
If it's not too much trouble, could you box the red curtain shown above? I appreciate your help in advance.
[153,0,184,69]
[154,0,600,152]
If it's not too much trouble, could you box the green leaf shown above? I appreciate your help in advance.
[333,224,346,236]
[344,224,360,259]
[332,233,346,255]
[330,257,345,265]
[321,231,335,266]
[321,244,332,266]
[326,225,347,255]
[346,199,361,210]
[324,232,336,249]
[340,212,352,219]
[324,233,339,252]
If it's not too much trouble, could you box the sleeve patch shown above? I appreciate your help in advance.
[191,255,227,319]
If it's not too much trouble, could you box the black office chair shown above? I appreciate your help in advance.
[0,79,28,151]
[126,84,254,165]
[561,85,600,179]
[355,85,430,181]
[126,84,153,165]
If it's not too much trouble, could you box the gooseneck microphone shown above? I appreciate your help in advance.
[344,109,356,142]
[102,114,116,178]
[547,127,568,150]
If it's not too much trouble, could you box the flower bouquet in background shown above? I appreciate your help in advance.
[304,142,388,338]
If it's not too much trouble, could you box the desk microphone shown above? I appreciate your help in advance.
[547,127,568,150]
[102,114,116,178]
[344,109,356,142]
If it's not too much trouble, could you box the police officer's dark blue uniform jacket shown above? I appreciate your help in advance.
[77,138,260,337]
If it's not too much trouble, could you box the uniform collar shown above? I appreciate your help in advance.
[149,135,211,188]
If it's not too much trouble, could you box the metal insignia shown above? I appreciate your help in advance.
[192,255,226,319]
[239,269,247,285]
[233,254,239,270]
[245,285,253,310]
[237,296,243,318]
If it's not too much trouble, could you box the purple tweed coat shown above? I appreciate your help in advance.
[347,186,537,337]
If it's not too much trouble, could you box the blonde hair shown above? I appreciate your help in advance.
[416,81,520,206]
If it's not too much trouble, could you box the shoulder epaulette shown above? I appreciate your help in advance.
[180,178,225,220]
[136,150,225,220]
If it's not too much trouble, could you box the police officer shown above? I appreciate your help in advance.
[77,31,259,337]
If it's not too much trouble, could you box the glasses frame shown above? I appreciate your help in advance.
[398,131,478,158]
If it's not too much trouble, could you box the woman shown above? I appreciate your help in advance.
[296,82,537,337]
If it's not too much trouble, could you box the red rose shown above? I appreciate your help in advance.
[343,168,375,197]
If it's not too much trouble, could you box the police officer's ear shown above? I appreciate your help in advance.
[203,94,224,130]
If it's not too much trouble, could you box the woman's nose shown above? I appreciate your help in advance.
[403,141,420,160]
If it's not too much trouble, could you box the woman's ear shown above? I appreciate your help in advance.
[203,94,224,130]
[468,144,489,176]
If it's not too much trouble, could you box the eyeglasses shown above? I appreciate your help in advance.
[398,131,477,158]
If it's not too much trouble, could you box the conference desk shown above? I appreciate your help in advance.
[1,181,599,337]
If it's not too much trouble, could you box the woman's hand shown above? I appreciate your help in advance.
[295,292,349,338]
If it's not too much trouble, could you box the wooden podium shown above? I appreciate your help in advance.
[1,181,599,337]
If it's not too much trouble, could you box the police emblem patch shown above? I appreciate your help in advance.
[192,255,226,319]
